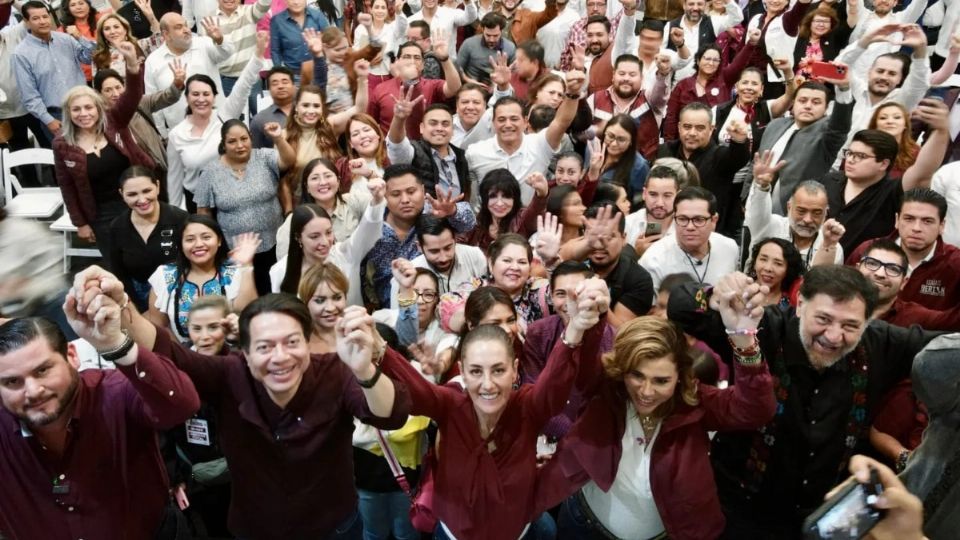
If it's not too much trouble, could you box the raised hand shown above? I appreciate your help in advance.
[391,258,417,291]
[303,28,324,57]
[725,119,749,143]
[255,30,268,55]
[348,158,374,179]
[820,218,845,247]
[564,277,611,342]
[747,27,761,46]
[221,313,240,343]
[564,70,586,97]
[169,58,187,89]
[669,26,685,48]
[858,22,904,47]
[368,177,386,205]
[534,212,563,264]
[335,306,378,376]
[772,57,793,73]
[655,53,672,76]
[392,83,425,121]
[135,0,157,22]
[432,29,450,59]
[752,150,786,188]
[524,171,549,198]
[816,61,850,88]
[70,265,127,313]
[586,138,604,181]
[201,17,223,44]
[230,233,262,267]
[425,186,464,219]
[584,205,622,251]
[899,23,928,50]
[489,51,513,89]
[263,121,284,140]
[357,12,373,27]
[914,97,950,132]
[116,41,138,63]
[354,58,371,78]
[709,272,767,332]
[571,44,586,70]
[63,291,126,351]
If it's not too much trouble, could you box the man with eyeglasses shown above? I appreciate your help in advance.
[368,37,462,139]
[667,264,941,537]
[639,186,739,291]
[387,216,487,309]
[855,239,960,331]
[587,53,672,160]
[845,188,960,312]
[822,129,914,257]
[404,21,443,80]
[657,102,751,238]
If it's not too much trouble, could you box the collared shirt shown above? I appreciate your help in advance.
[0,347,199,540]
[388,243,488,309]
[407,4,478,59]
[215,0,273,76]
[363,204,476,308]
[898,238,937,277]
[144,35,235,134]
[0,17,28,119]
[386,137,462,197]
[451,110,494,150]
[537,4,582,69]
[465,130,559,208]
[149,322,410,540]
[269,7,330,73]
[624,208,677,247]
[13,31,94,125]
[251,103,290,148]
[639,232,740,291]
[558,7,624,72]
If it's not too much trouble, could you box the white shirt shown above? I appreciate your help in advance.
[923,0,960,57]
[353,15,408,76]
[408,5,478,59]
[639,232,740,291]
[269,200,386,307]
[743,182,845,269]
[746,9,797,83]
[849,0,928,63]
[581,403,666,540]
[465,130,560,208]
[451,109,494,149]
[164,56,262,206]
[183,0,221,30]
[932,161,960,248]
[669,3,742,79]
[537,4,582,69]
[625,209,676,246]
[144,35,235,135]
[389,244,488,309]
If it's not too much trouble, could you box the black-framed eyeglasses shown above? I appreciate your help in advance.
[859,256,906,277]
[675,215,711,228]
[842,150,877,163]
[413,290,438,303]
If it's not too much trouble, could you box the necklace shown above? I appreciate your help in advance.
[683,243,712,285]
[639,415,658,432]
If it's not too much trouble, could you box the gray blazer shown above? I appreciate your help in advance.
[748,97,854,214]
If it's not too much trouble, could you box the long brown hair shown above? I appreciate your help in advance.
[345,113,388,169]
[868,102,919,173]
[284,85,343,162]
[92,14,145,70]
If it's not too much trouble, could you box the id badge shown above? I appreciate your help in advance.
[185,418,211,446]
[160,228,175,257]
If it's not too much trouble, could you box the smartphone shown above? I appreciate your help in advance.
[802,468,885,540]
[809,62,847,80]
[925,87,950,102]
[644,222,662,236]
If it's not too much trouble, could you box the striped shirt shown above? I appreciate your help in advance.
[215,0,273,76]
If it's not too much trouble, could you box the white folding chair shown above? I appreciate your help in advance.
[1,148,62,220]
[51,214,102,273]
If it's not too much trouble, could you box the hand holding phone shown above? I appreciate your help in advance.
[809,61,847,81]
[803,465,884,540]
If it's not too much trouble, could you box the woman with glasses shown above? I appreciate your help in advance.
[784,5,852,80]
[271,178,386,306]
[589,115,649,211]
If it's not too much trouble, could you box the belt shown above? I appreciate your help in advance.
[574,490,668,540]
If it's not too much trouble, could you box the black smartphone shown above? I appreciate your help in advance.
[802,467,885,540]
[644,222,662,236]
[925,87,950,102]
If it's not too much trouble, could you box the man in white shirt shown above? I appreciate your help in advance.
[639,186,739,291]
[212,0,273,115]
[833,23,930,169]
[625,166,679,255]
[931,160,960,247]
[450,83,494,149]
[465,70,585,207]
[537,0,582,68]
[665,0,740,79]
[848,0,928,66]
[144,13,234,135]
[388,216,487,308]
[745,157,845,269]
[408,0,477,59]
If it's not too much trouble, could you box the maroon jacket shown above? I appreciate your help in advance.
[458,191,548,251]
[847,234,960,312]
[882,298,960,332]
[537,349,775,540]
[53,69,156,227]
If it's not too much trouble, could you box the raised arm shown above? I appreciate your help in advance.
[433,30,463,98]
[545,70,587,149]
[336,306,403,420]
[902,98,951,191]
[109,42,146,128]
[221,33,267,120]
[769,58,798,118]
[140,61,185,114]
[339,180,387,265]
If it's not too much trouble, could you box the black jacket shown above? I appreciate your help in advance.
[666,16,716,53]
[409,139,471,201]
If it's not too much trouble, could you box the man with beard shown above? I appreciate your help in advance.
[558,0,629,72]
[833,23,930,169]
[625,166,679,256]
[579,4,640,96]
[144,13,233,135]
[855,238,960,330]
[387,216,487,308]
[407,0,477,59]
[587,53,671,160]
[846,0,927,67]
[538,0,586,68]
[639,186,739,291]
[0,312,200,538]
[745,169,845,268]
[457,13,515,88]
[251,66,296,148]
[846,188,960,311]
[663,0,718,79]
[667,264,941,538]
[583,205,654,327]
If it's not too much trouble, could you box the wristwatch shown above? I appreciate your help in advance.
[357,363,383,389]
[100,333,135,361]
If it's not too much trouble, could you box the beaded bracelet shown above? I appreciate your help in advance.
[725,328,759,336]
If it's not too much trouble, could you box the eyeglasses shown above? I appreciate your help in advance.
[842,150,877,163]
[603,133,630,144]
[675,215,711,227]
[859,256,906,277]
[413,289,438,303]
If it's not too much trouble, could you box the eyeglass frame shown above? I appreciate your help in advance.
[412,289,439,303]
[674,214,713,228]
[842,149,878,163]
[858,256,906,278]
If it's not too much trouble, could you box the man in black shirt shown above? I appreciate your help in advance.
[584,205,653,327]
[669,264,940,538]
[823,129,907,256]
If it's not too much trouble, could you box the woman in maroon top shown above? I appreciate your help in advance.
[381,278,611,539]
[537,280,776,540]
[459,168,548,251]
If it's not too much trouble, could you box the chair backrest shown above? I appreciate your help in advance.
[2,148,56,202]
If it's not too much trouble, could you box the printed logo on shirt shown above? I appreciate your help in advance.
[919,279,946,297]
[64,160,76,168]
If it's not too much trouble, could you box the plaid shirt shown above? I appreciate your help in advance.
[558,10,624,72]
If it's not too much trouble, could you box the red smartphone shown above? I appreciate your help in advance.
[809,61,847,80]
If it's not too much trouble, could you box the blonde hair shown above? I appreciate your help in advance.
[868,102,919,173]
[61,86,108,146]
[602,316,699,410]
[297,262,350,302]
[651,157,701,189]
[93,14,144,69]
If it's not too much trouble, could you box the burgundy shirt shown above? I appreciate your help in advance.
[368,78,447,141]
[150,326,411,540]
[381,321,606,539]
[0,346,200,540]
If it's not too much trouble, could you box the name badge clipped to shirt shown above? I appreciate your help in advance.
[160,228,176,257]
[185,418,211,446]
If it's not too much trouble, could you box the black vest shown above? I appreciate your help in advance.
[409,139,471,201]
[666,17,717,53]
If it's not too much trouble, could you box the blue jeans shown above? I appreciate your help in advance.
[434,512,556,540]
[557,492,612,540]
[220,74,261,118]
[357,490,418,540]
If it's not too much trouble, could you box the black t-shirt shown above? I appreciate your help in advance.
[108,203,189,285]
[823,171,902,256]
[88,145,130,205]
[601,250,654,317]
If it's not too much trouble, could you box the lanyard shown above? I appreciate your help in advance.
[683,246,712,286]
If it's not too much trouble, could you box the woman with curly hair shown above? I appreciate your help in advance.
[868,102,920,179]
[91,0,163,76]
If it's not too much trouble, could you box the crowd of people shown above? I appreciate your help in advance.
[1,0,959,537]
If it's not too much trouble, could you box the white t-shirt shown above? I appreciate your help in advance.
[465,130,560,208]
[639,232,740,291]
[932,162,960,248]
[625,209,676,246]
